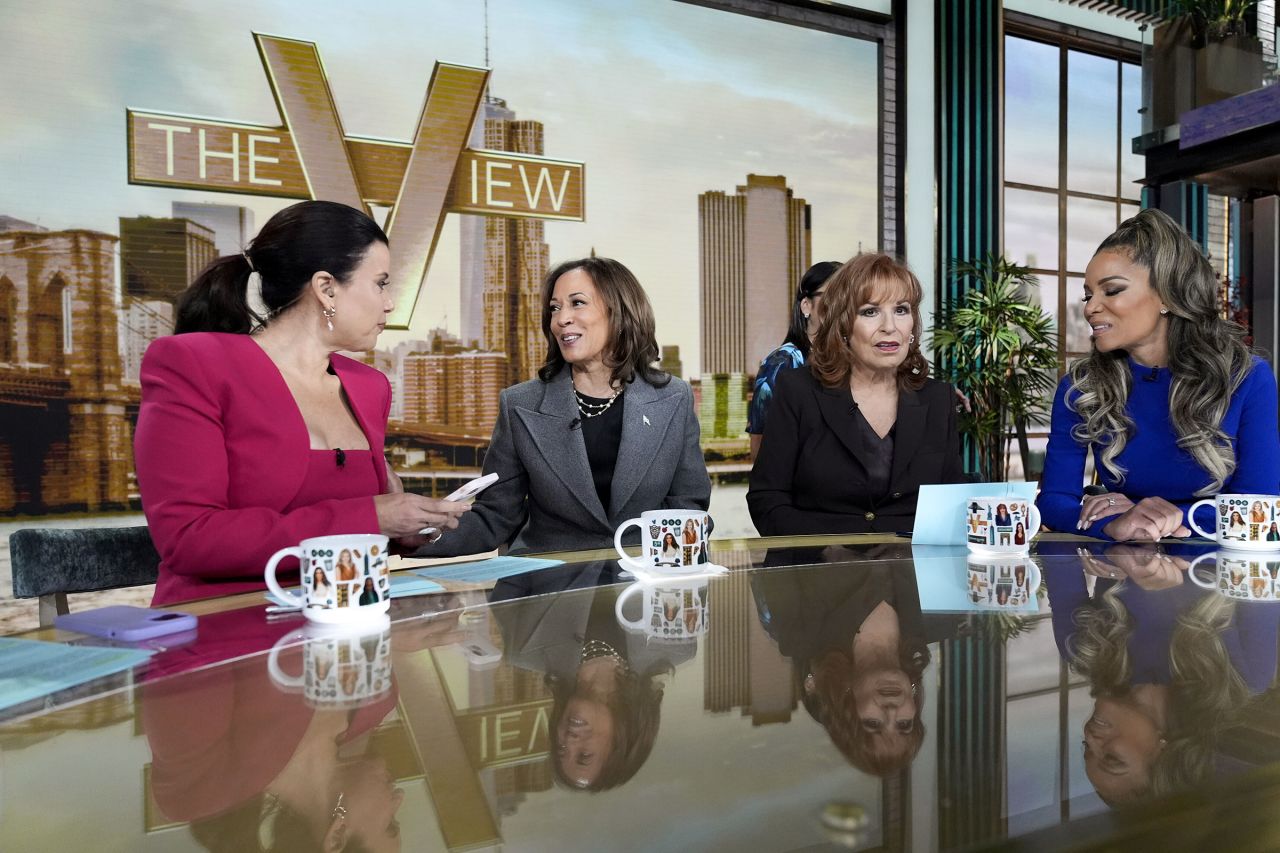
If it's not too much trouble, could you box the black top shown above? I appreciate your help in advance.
[747,368,965,536]
[578,388,626,514]
[854,407,894,501]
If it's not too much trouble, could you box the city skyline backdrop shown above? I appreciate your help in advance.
[1,0,880,379]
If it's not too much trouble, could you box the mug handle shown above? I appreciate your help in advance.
[1187,552,1218,589]
[266,630,306,689]
[1025,504,1043,540]
[614,518,644,564]
[1187,499,1216,539]
[614,582,646,630]
[265,546,306,609]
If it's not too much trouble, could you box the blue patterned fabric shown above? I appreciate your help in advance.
[747,343,805,435]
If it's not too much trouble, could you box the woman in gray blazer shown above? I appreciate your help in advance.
[417,257,711,557]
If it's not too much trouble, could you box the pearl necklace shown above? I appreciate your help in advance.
[573,385,621,418]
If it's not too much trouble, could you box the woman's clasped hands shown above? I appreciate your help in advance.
[1077,493,1190,542]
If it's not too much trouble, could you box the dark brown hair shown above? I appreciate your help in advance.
[808,253,928,391]
[537,257,669,388]
[175,200,387,335]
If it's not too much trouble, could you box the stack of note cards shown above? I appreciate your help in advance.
[410,556,564,583]
[0,638,152,714]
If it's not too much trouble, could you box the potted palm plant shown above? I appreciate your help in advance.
[930,255,1059,483]
[1152,0,1264,120]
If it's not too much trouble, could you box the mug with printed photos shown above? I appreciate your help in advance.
[1188,494,1280,552]
[615,577,709,642]
[268,622,393,710]
[965,497,1041,555]
[1189,552,1280,601]
[966,556,1041,610]
[265,533,392,624]
[614,509,712,572]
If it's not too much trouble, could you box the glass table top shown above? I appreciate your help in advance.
[3,535,1279,851]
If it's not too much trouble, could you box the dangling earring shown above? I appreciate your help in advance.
[323,305,336,332]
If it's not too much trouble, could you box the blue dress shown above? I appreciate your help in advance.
[747,342,805,435]
[1037,355,1280,539]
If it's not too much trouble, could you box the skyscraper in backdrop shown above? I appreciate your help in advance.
[459,96,549,386]
[698,175,811,376]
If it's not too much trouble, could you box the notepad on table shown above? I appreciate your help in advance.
[410,556,564,583]
[0,637,152,714]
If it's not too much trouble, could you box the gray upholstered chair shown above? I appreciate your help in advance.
[9,526,161,627]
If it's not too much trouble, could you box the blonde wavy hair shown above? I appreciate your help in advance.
[1066,209,1251,496]
[1069,582,1248,802]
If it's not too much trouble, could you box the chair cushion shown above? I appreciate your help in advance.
[9,526,160,599]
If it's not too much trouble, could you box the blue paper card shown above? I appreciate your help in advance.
[911,481,1040,546]
[411,556,564,583]
[0,638,152,713]
[266,574,444,607]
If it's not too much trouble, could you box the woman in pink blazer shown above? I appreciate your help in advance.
[135,201,468,604]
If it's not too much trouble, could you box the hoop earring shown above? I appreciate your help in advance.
[323,305,337,332]
[908,334,915,344]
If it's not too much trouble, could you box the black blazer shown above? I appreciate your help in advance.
[747,367,964,535]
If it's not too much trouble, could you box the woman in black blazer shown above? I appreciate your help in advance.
[748,253,964,535]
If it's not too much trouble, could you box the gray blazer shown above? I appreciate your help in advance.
[422,366,711,556]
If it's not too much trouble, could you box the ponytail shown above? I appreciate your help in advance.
[174,254,259,335]
[172,200,387,336]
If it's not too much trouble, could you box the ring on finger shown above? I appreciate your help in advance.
[1107,497,1116,507]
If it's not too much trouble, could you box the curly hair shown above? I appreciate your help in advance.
[1066,208,1251,495]
[808,253,928,392]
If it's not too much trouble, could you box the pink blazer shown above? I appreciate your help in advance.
[135,333,390,605]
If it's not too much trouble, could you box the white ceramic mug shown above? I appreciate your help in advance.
[965,497,1040,554]
[965,556,1041,609]
[615,578,709,641]
[265,533,392,624]
[1189,552,1280,601]
[1188,494,1280,552]
[267,621,393,709]
[614,510,712,571]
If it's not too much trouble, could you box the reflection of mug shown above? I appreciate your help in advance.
[268,621,393,709]
[965,497,1040,554]
[265,533,391,624]
[615,579,709,641]
[614,510,712,571]
[965,556,1041,609]
[1189,552,1280,601]
[1188,494,1280,551]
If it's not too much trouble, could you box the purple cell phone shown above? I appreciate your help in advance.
[55,605,197,642]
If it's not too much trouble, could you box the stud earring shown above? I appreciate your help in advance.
[803,312,810,321]
[1159,307,1169,315]
[323,305,337,332]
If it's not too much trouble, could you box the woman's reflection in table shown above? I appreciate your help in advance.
[1048,544,1279,806]
[490,561,687,791]
[139,603,474,852]
[752,549,930,776]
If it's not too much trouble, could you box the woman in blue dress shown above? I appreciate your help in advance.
[1037,208,1280,541]
[747,261,841,460]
